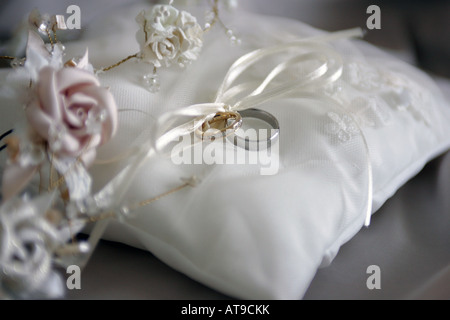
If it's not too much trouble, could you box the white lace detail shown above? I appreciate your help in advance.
[381,71,433,126]
[328,60,434,132]
[345,62,382,91]
[325,112,359,143]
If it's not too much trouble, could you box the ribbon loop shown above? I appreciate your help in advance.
[93,27,374,228]
[153,30,361,152]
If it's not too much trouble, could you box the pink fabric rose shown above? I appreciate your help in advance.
[26,66,117,166]
[1,66,117,201]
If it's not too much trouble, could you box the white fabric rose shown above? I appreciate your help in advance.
[0,195,66,298]
[136,5,203,68]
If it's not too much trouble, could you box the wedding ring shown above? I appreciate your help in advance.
[195,111,242,140]
[230,108,280,151]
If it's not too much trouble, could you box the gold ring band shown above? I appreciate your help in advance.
[195,111,242,140]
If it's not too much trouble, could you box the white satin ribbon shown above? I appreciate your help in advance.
[89,26,373,255]
[153,39,346,152]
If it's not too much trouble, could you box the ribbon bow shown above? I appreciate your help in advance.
[152,28,364,151]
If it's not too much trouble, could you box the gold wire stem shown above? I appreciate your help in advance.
[48,158,86,191]
[80,178,197,225]
[217,15,230,31]
[38,167,45,194]
[68,219,76,244]
[84,212,116,224]
[129,182,191,211]
[49,170,66,191]
[51,22,58,43]
[48,152,55,192]
[101,53,139,72]
[143,20,149,42]
[47,135,94,192]
[204,0,220,33]
[45,28,54,50]
[0,56,16,60]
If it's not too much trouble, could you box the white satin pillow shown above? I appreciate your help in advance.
[4,3,450,299]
